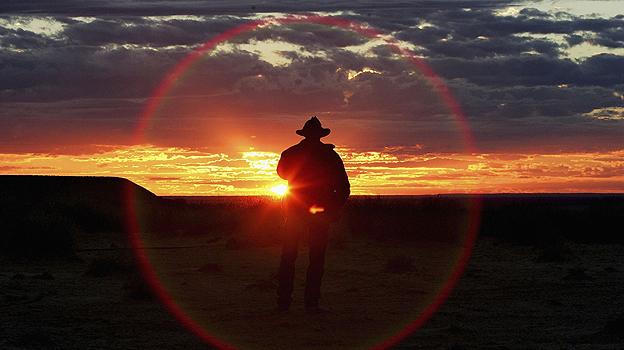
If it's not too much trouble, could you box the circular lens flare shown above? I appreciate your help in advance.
[128,14,482,350]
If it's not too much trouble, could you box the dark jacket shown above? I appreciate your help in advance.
[277,139,350,220]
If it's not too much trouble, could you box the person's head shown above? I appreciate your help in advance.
[296,116,330,140]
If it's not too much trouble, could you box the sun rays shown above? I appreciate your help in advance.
[270,183,288,197]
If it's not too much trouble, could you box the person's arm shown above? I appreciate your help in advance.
[277,152,290,180]
[332,152,350,205]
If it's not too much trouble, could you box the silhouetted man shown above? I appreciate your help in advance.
[276,116,350,312]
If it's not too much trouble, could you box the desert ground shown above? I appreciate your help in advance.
[2,235,623,349]
[1,176,623,349]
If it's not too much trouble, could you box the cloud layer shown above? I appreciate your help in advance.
[1,1,623,193]
[2,144,623,195]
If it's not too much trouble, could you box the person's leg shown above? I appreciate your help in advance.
[277,216,302,310]
[304,220,329,309]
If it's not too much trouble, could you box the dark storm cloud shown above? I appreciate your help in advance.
[373,6,624,58]
[429,54,624,87]
[355,5,623,57]
[0,0,623,154]
[335,4,623,151]
[592,25,624,48]
[1,1,565,105]
[232,24,368,48]
[355,7,621,90]
[61,16,245,47]
[420,35,562,59]
[450,81,624,119]
[0,0,514,16]
[0,44,185,101]
[420,6,622,36]
[0,26,56,49]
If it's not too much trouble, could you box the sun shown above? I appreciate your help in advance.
[270,184,288,197]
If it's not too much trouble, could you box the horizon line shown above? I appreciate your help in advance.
[163,193,624,197]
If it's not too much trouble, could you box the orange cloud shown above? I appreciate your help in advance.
[1,144,623,195]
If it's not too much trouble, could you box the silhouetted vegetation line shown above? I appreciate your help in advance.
[1,176,623,259]
[477,194,624,245]
[345,196,470,243]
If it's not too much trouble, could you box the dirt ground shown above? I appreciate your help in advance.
[142,231,463,350]
[1,234,623,349]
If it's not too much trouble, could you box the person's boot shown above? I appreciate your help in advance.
[304,301,329,314]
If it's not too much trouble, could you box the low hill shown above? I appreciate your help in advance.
[0,175,157,204]
[0,175,159,258]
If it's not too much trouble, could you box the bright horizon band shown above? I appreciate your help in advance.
[2,144,623,195]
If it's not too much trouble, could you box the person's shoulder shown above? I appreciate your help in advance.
[322,143,339,155]
[281,142,304,156]
[322,143,343,160]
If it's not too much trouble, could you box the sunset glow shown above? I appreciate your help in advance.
[1,144,623,195]
[1,8,622,196]
[270,184,289,196]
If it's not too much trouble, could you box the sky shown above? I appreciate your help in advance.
[1,0,623,195]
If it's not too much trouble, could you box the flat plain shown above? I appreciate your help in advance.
[1,176,623,349]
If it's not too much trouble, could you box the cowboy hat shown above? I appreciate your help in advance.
[296,116,331,138]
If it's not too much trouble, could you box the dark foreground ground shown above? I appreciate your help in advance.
[2,237,623,349]
[1,176,623,349]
